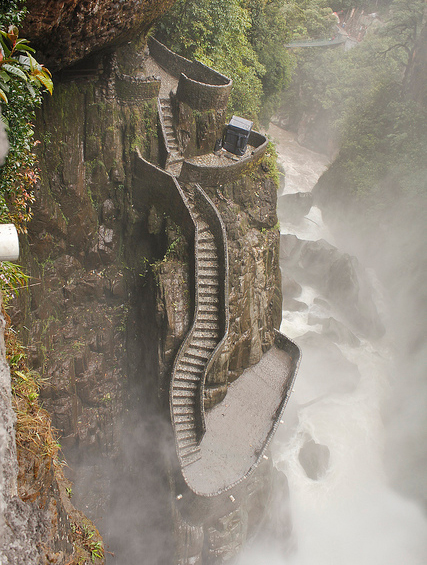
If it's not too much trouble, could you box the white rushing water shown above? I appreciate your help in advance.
[237,125,427,564]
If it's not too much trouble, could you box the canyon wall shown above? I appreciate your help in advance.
[3,3,286,561]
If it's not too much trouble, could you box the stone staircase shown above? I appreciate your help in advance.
[159,97,184,176]
[171,193,224,469]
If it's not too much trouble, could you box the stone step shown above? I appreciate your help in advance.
[193,329,219,340]
[194,319,220,330]
[185,348,210,363]
[173,405,194,415]
[175,371,201,384]
[198,235,215,245]
[197,310,218,319]
[181,449,202,468]
[173,389,196,398]
[177,356,204,369]
[196,220,210,232]
[181,443,200,458]
[176,360,202,372]
[198,304,220,314]
[199,278,219,287]
[177,357,203,369]
[199,287,219,297]
[172,396,196,406]
[175,421,198,432]
[174,380,198,390]
[198,241,217,252]
[174,413,194,423]
[197,295,219,305]
[198,268,219,278]
[178,437,198,450]
[198,252,218,262]
[189,338,218,351]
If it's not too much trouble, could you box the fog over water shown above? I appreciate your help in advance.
[236,124,427,564]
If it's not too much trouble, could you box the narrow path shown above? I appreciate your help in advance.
[159,96,184,176]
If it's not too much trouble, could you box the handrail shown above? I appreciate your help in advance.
[193,184,229,438]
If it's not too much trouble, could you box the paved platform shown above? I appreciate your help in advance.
[183,339,298,496]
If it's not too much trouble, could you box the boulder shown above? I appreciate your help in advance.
[22,0,176,71]
[278,191,313,224]
[299,438,330,480]
[280,237,385,339]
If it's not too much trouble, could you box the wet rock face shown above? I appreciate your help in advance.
[278,191,313,225]
[299,438,330,480]
[22,69,161,454]
[198,168,282,390]
[22,0,176,71]
[280,235,385,339]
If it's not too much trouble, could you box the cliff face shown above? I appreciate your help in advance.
[4,7,285,561]
[22,0,176,71]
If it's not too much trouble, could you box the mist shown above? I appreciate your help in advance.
[232,72,427,561]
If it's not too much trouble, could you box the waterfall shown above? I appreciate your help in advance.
[236,124,427,564]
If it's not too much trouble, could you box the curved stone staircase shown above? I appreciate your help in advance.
[170,184,228,469]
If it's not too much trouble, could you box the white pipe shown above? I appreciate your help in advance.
[0,224,19,261]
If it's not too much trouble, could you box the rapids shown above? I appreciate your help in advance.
[236,124,427,564]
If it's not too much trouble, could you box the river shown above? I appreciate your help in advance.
[236,124,427,565]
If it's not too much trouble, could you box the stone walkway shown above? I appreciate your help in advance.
[183,342,296,496]
[143,55,178,97]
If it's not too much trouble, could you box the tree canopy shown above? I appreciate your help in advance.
[156,0,335,122]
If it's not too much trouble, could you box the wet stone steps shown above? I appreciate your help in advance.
[170,195,223,472]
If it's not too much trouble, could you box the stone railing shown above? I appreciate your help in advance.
[193,184,229,429]
[115,74,161,102]
[156,98,170,169]
[179,130,269,186]
[169,183,229,468]
[132,151,195,243]
[148,37,232,111]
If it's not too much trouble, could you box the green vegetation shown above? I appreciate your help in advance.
[0,18,53,231]
[0,260,29,305]
[280,0,426,217]
[157,0,335,123]
[6,321,62,476]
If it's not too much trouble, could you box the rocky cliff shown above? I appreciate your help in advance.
[22,0,176,71]
[2,28,285,565]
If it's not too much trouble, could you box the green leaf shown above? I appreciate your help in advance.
[25,81,36,98]
[2,63,27,81]
[32,70,53,94]
[0,88,8,103]
[0,35,11,57]
[15,43,35,54]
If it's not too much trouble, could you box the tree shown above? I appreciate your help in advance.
[157,0,265,119]
[379,0,426,93]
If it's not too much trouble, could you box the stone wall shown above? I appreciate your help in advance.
[115,75,161,103]
[149,38,231,86]
[179,131,269,186]
[132,152,196,243]
[149,38,232,112]
[176,73,231,111]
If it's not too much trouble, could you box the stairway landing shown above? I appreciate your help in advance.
[181,336,299,496]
